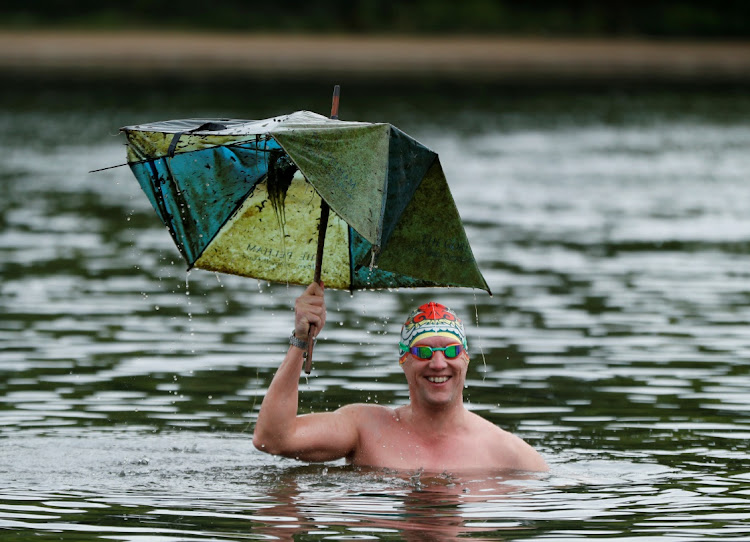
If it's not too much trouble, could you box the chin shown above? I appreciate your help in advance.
[422,392,460,407]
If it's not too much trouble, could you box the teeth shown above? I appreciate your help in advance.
[427,376,449,383]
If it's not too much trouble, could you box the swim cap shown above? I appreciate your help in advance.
[399,302,468,363]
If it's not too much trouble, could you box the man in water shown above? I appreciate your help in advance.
[253,282,547,472]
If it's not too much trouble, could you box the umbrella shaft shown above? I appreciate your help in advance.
[313,200,330,284]
[305,199,329,375]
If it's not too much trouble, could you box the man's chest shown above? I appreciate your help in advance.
[354,424,494,470]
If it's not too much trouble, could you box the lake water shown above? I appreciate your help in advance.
[1,82,750,540]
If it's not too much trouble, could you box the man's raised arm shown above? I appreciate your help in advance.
[252,282,359,463]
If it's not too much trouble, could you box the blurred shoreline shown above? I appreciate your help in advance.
[3,30,750,86]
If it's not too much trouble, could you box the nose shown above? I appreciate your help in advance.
[428,351,448,370]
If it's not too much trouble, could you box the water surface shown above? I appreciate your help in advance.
[1,84,750,540]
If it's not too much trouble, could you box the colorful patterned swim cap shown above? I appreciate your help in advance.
[399,302,468,363]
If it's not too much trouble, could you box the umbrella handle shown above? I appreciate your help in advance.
[305,323,316,373]
[304,201,330,374]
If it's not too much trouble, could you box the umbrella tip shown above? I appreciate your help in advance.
[331,85,340,120]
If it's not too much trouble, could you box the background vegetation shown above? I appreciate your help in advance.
[2,0,750,38]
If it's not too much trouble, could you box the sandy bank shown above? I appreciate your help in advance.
[3,30,750,84]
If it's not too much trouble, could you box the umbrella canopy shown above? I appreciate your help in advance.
[122,110,489,293]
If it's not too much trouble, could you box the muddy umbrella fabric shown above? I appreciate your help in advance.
[121,110,489,293]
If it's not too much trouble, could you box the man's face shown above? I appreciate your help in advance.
[401,335,469,409]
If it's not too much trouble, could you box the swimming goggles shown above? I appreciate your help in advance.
[398,342,464,360]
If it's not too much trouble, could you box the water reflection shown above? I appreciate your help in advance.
[1,87,750,539]
[255,467,548,541]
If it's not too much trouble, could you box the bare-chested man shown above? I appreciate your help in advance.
[253,282,547,472]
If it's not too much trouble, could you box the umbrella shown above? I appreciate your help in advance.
[120,91,490,370]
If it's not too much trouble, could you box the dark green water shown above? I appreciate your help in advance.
[1,82,750,540]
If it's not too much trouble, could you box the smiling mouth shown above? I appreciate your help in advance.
[426,376,450,384]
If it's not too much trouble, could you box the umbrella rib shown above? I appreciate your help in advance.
[372,124,392,257]
[148,160,190,263]
[123,135,274,167]
[347,226,354,294]
[162,157,197,265]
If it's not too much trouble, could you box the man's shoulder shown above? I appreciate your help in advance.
[467,411,527,446]
[465,411,548,471]
[337,403,397,419]
[336,403,403,437]
[465,410,504,432]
